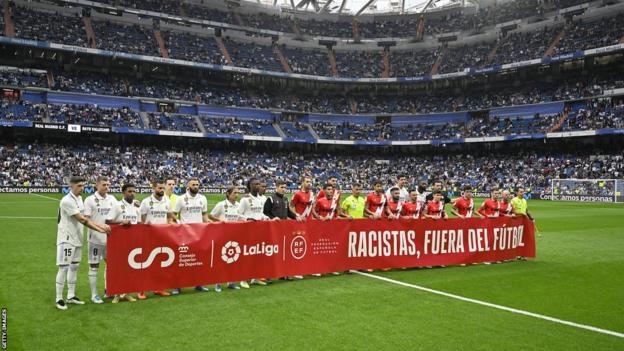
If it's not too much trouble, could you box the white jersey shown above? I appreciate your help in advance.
[238,193,269,220]
[386,186,409,202]
[417,190,429,203]
[211,199,242,222]
[174,192,208,224]
[107,198,141,224]
[140,194,171,224]
[57,192,85,247]
[84,192,117,245]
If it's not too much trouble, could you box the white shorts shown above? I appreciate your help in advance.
[88,242,107,264]
[56,243,82,266]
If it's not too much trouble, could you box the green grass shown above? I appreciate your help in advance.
[0,193,623,350]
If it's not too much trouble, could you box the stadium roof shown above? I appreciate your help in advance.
[247,0,471,15]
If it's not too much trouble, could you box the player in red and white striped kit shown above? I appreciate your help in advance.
[290,176,315,221]
[451,185,484,219]
[401,189,423,219]
[499,190,516,217]
[478,188,501,218]
[385,187,403,219]
[423,190,447,219]
[364,180,387,219]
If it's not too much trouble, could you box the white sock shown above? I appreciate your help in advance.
[67,263,80,299]
[88,266,98,298]
[56,265,69,301]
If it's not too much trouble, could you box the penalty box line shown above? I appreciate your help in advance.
[30,193,220,205]
[353,271,624,339]
[30,193,60,201]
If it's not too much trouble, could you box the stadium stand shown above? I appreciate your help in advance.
[1,142,622,194]
[6,1,624,79]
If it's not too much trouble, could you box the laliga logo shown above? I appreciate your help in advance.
[128,247,175,269]
[221,241,241,264]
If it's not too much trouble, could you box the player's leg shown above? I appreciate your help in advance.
[88,242,104,304]
[55,244,70,310]
[66,246,85,305]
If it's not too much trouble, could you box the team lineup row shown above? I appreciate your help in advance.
[53,175,535,310]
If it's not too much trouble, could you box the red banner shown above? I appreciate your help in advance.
[106,216,535,294]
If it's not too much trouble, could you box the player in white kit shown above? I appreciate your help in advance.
[55,176,111,310]
[83,176,117,304]
[105,183,141,303]
[238,178,270,286]
[137,179,177,300]
[171,178,210,295]
[209,186,244,290]
[385,174,409,202]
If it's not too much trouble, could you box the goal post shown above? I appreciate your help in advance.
[550,179,621,203]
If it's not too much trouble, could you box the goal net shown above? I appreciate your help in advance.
[550,179,622,203]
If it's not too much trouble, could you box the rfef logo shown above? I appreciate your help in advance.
[291,235,307,260]
[221,241,241,264]
[128,247,175,269]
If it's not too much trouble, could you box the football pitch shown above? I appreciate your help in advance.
[0,193,623,350]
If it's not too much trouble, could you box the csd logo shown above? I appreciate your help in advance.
[128,247,175,269]
[221,241,241,264]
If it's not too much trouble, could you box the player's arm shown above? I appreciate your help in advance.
[311,202,321,220]
[139,200,148,223]
[238,197,255,221]
[207,213,221,222]
[422,204,437,220]
[336,204,352,220]
[83,197,94,220]
[450,202,464,219]
[400,206,410,219]
[208,202,222,222]
[289,194,301,219]
[263,197,276,219]
[167,211,177,224]
[201,212,211,223]
[340,198,349,214]
[478,201,493,218]
[363,199,375,218]
[105,218,131,226]
[73,213,110,234]
[105,205,130,226]
[504,206,517,217]
[288,195,297,214]
[287,203,298,220]
[473,208,485,218]
[525,208,534,221]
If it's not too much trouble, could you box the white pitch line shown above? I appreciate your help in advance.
[30,193,60,201]
[0,216,56,219]
[354,271,624,339]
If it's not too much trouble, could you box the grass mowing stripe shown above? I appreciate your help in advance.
[354,271,624,339]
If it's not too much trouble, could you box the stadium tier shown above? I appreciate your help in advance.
[1,142,622,192]
[1,65,623,143]
[68,0,594,39]
[1,1,623,79]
